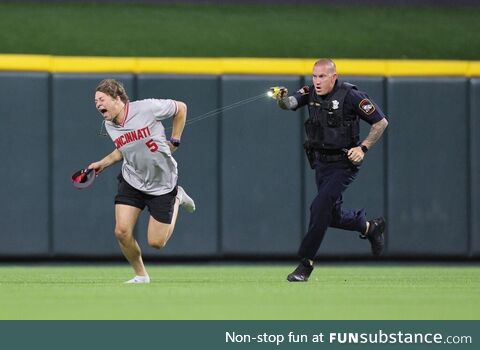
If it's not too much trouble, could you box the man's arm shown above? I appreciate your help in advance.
[278,96,299,110]
[271,86,309,110]
[347,118,389,164]
[168,101,187,152]
[88,149,123,175]
[361,118,389,150]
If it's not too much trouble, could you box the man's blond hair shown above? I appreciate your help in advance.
[96,79,129,103]
[313,58,337,74]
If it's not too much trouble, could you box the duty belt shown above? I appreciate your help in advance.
[315,149,347,162]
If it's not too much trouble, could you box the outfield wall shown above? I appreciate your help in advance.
[0,62,479,260]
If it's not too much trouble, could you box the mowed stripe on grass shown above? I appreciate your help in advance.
[0,265,478,320]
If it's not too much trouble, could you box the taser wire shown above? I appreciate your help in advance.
[98,92,268,136]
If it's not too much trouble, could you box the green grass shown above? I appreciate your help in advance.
[0,265,478,320]
[0,4,479,59]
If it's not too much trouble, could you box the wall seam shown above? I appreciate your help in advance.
[383,76,390,255]
[300,76,307,249]
[217,76,223,257]
[466,79,472,258]
[47,73,54,257]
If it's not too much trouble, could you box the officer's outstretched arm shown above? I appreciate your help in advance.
[269,86,298,110]
[278,96,298,110]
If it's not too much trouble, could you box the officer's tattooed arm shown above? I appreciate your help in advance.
[362,118,389,149]
[278,96,298,110]
[347,118,388,164]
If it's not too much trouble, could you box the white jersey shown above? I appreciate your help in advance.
[105,99,178,196]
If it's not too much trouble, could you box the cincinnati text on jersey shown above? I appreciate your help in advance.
[113,127,152,149]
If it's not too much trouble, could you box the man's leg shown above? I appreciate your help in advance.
[114,204,148,279]
[288,163,357,282]
[330,197,367,232]
[177,186,195,213]
[147,197,180,249]
[330,197,386,257]
[146,185,195,248]
[287,187,338,282]
[299,166,358,260]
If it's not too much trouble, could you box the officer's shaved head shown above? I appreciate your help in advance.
[312,58,337,95]
[314,59,336,74]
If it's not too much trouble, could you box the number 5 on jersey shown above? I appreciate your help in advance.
[145,139,158,152]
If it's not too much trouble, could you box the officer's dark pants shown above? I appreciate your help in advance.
[298,159,367,260]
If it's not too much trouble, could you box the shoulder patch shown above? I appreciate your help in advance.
[359,99,375,115]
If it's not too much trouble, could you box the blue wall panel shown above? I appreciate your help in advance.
[221,76,303,255]
[51,74,135,256]
[302,77,387,257]
[470,79,480,257]
[0,72,477,260]
[136,75,219,257]
[0,72,50,256]
[387,78,469,256]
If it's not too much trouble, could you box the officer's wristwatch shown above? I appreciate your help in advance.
[170,137,181,147]
[360,145,369,153]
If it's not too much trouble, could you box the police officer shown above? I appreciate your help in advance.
[272,58,389,282]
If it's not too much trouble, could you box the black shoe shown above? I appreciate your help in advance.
[287,259,313,282]
[360,217,385,257]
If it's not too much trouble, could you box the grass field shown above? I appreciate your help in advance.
[0,4,479,59]
[0,264,478,320]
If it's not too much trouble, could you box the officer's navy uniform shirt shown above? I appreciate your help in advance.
[292,81,386,126]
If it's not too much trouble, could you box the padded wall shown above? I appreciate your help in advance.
[470,79,480,257]
[51,74,134,256]
[387,78,469,257]
[0,73,476,260]
[0,72,50,256]
[220,76,303,255]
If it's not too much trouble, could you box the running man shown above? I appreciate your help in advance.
[89,79,195,284]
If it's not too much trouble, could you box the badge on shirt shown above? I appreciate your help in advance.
[359,99,376,115]
[332,100,339,110]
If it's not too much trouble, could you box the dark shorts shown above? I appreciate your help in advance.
[115,174,178,224]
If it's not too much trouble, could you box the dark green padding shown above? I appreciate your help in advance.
[0,72,50,256]
[387,78,469,256]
